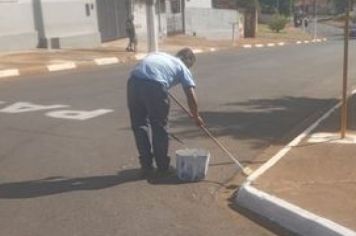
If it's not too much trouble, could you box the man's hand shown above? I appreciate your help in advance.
[184,87,204,127]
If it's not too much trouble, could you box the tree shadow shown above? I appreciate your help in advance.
[0,169,144,199]
[147,174,226,187]
[171,96,339,148]
[0,168,225,198]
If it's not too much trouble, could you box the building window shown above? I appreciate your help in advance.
[156,0,166,14]
[159,0,166,13]
[171,0,181,13]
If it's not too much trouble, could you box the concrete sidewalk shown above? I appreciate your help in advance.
[236,92,356,235]
[0,25,319,80]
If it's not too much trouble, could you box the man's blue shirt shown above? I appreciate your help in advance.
[130,52,195,89]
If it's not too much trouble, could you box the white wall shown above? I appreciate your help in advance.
[133,1,167,41]
[37,0,100,48]
[0,0,38,51]
[185,0,211,8]
[40,0,98,37]
[185,8,240,40]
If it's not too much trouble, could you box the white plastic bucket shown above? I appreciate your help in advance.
[176,149,210,182]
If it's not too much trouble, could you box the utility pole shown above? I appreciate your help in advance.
[341,0,351,138]
[313,0,318,39]
[146,0,158,52]
[276,0,280,13]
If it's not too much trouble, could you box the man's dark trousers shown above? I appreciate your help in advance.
[127,77,170,171]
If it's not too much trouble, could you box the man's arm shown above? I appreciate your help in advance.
[184,87,204,127]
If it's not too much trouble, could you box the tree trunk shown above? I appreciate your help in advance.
[244,8,257,38]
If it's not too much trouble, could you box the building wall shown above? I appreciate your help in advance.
[37,0,100,48]
[185,8,240,40]
[132,0,167,41]
[166,0,184,34]
[0,0,101,51]
[185,0,211,8]
[0,0,38,51]
[212,0,236,9]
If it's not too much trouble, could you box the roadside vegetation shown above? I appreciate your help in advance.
[268,14,289,33]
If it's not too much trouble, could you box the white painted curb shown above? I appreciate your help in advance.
[47,62,76,72]
[0,69,19,78]
[94,57,119,65]
[237,184,356,236]
[135,53,147,60]
[192,49,203,54]
[235,89,356,235]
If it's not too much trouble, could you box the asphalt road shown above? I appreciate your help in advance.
[0,38,355,236]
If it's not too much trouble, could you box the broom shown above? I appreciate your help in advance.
[168,92,253,176]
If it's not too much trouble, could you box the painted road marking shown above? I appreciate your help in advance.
[278,42,286,46]
[304,40,310,44]
[247,88,356,183]
[296,41,302,44]
[308,132,356,144]
[94,57,119,65]
[0,69,20,78]
[316,39,322,42]
[0,102,68,113]
[47,62,76,72]
[243,44,252,48]
[46,109,114,121]
[192,49,203,54]
[247,100,341,183]
[255,44,264,48]
[267,43,275,47]
[209,48,216,52]
[0,101,114,121]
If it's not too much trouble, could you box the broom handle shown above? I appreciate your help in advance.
[168,93,245,170]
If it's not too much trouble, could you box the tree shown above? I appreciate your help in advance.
[268,14,289,32]
[331,0,355,14]
[260,0,295,16]
[236,0,260,37]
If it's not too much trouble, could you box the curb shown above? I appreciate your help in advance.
[237,184,356,236]
[0,38,328,80]
[241,38,327,50]
[235,89,356,236]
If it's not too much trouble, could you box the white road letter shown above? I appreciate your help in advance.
[46,109,113,120]
[0,102,68,113]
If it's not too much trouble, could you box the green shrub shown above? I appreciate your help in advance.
[268,14,289,33]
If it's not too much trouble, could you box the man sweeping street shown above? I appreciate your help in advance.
[127,48,204,177]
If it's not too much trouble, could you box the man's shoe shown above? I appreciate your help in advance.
[140,166,154,178]
[155,166,176,178]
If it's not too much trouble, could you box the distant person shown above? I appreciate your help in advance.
[304,17,309,28]
[127,48,204,177]
[126,15,137,52]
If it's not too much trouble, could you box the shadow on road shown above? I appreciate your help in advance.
[171,96,339,147]
[0,167,231,199]
[0,169,144,199]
